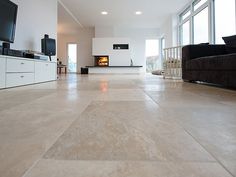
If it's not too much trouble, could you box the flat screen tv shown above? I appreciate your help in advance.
[0,0,18,43]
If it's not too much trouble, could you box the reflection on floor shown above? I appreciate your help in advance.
[0,74,235,177]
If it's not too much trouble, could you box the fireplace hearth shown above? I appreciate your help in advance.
[94,56,109,67]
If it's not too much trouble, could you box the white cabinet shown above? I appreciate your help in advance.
[0,55,57,89]
[6,73,34,88]
[6,57,35,88]
[0,57,6,88]
[35,61,56,83]
[6,58,34,73]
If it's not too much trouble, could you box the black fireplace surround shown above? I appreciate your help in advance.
[182,35,236,88]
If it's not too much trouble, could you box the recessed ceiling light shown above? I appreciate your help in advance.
[135,11,142,15]
[101,11,108,15]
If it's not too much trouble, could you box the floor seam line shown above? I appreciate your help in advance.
[143,88,235,177]
[142,90,161,107]
[183,128,235,177]
[21,101,93,177]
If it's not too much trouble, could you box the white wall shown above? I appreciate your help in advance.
[95,26,160,72]
[160,15,178,48]
[93,38,131,66]
[95,26,114,38]
[1,0,58,61]
[57,28,95,72]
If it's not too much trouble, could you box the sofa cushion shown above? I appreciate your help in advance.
[222,35,236,53]
[223,35,236,45]
[186,53,236,71]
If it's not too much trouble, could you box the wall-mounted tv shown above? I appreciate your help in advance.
[0,0,18,43]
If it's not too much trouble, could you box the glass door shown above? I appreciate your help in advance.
[67,43,77,73]
[145,39,159,73]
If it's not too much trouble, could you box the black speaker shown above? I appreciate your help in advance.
[0,46,2,55]
[41,34,56,59]
[81,67,89,74]
[3,42,10,49]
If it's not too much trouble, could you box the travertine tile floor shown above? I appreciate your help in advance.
[0,74,236,177]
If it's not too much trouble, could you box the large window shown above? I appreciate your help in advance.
[193,7,209,44]
[179,8,191,45]
[182,20,190,45]
[178,0,236,45]
[215,0,236,44]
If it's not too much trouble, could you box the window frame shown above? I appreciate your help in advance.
[178,0,218,45]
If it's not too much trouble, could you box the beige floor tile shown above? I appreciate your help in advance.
[0,89,55,112]
[25,159,232,177]
[0,74,235,177]
[95,89,151,101]
[44,101,214,162]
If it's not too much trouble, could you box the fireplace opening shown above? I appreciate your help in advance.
[94,56,109,67]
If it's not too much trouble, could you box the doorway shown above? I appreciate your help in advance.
[145,39,159,73]
[67,43,77,73]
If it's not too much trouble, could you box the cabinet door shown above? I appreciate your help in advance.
[0,57,6,89]
[35,61,56,83]
[6,73,34,88]
[47,62,57,81]
[7,58,34,73]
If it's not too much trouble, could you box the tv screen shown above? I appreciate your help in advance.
[41,38,56,56]
[0,0,18,43]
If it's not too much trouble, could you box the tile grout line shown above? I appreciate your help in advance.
[183,127,235,177]
[142,90,162,107]
[143,89,235,177]
[21,101,93,177]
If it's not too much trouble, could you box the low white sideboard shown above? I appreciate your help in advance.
[0,55,57,89]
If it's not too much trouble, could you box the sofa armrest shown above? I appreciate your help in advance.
[182,45,226,72]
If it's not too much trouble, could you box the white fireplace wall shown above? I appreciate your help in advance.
[92,38,131,66]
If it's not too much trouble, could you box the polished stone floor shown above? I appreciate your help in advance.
[0,74,236,177]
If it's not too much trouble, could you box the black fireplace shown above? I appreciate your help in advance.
[94,56,109,67]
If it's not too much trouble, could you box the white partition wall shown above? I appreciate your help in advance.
[92,38,112,55]
[92,38,131,66]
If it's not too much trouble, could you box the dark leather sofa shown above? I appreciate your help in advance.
[182,45,236,88]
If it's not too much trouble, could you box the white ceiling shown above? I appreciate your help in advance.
[58,0,190,30]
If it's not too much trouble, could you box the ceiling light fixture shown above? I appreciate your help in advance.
[101,11,108,15]
[135,11,142,15]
